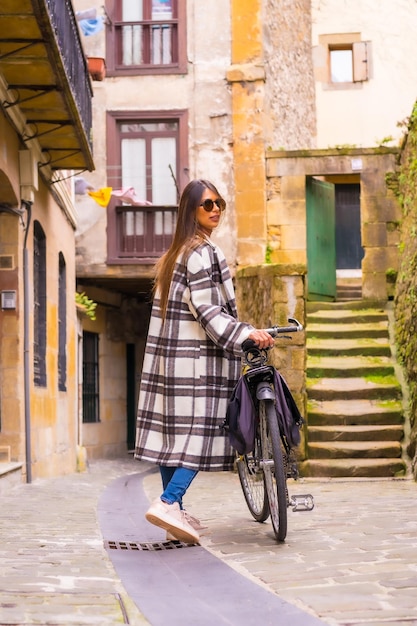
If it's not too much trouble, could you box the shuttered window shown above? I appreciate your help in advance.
[33,221,47,387]
[82,332,100,423]
[330,42,369,83]
[58,253,67,392]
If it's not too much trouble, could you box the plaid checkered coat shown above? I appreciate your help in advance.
[134,239,254,471]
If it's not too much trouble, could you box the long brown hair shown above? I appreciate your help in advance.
[154,179,225,318]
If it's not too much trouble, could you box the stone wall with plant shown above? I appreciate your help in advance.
[393,101,417,479]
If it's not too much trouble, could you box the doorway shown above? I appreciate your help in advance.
[335,183,364,270]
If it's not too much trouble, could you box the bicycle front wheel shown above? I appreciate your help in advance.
[260,399,288,541]
[236,429,270,523]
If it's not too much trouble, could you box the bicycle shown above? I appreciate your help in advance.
[234,318,314,542]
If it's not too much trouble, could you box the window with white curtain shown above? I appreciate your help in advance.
[106,0,185,74]
[106,110,188,262]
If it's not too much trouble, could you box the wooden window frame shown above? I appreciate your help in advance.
[105,0,187,76]
[82,331,100,424]
[33,221,47,387]
[106,109,189,264]
[315,33,371,89]
[58,252,67,392]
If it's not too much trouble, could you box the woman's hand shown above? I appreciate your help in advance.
[247,329,275,349]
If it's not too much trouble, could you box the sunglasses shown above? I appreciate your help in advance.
[200,198,226,212]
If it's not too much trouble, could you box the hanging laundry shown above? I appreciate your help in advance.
[75,177,94,195]
[78,16,105,36]
[87,187,112,207]
[75,8,97,21]
[112,187,152,206]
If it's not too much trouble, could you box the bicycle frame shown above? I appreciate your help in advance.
[236,318,314,541]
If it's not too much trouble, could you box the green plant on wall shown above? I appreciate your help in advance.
[265,243,273,264]
[75,292,97,321]
[394,98,417,479]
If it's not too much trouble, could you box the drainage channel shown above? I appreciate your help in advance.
[105,539,197,551]
[98,468,327,626]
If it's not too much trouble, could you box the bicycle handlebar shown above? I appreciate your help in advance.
[265,317,303,336]
[242,318,303,353]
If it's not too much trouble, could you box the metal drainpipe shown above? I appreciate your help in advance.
[22,200,32,483]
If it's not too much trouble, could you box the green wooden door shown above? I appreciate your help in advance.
[306,177,336,301]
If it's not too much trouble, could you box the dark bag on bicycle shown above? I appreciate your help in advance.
[273,371,304,448]
[222,376,257,455]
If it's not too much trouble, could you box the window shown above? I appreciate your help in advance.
[105,0,187,75]
[33,221,47,387]
[106,109,188,263]
[329,43,368,83]
[58,253,67,392]
[330,48,353,83]
[314,34,371,88]
[82,332,100,423]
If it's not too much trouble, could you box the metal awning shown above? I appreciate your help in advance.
[0,0,94,171]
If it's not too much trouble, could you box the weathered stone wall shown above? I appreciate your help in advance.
[393,102,417,480]
[236,263,307,459]
[262,0,316,151]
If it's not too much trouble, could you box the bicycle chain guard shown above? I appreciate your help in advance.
[289,494,315,512]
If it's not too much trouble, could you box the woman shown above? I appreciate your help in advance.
[135,179,274,544]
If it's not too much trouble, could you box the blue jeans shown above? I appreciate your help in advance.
[159,465,198,509]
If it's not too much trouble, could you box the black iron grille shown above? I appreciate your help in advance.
[104,539,197,551]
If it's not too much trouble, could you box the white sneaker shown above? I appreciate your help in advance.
[166,510,208,541]
[145,499,200,544]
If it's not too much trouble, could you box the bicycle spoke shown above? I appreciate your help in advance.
[237,432,270,522]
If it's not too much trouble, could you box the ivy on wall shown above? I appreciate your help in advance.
[393,101,417,479]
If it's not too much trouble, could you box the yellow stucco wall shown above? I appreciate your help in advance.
[0,123,79,479]
[229,0,266,266]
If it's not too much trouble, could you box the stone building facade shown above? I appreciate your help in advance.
[72,0,417,461]
[0,1,93,480]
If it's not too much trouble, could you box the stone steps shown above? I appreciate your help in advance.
[307,322,389,339]
[308,399,404,426]
[0,462,23,495]
[307,377,402,401]
[308,440,402,459]
[307,355,395,377]
[303,458,406,478]
[308,424,404,442]
[301,301,407,478]
[307,337,391,357]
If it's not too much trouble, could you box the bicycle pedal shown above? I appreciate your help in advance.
[290,494,314,512]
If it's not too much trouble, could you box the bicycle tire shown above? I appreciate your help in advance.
[236,429,270,523]
[260,399,288,541]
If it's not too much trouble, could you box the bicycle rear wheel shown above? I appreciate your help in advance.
[260,399,288,541]
[236,429,270,522]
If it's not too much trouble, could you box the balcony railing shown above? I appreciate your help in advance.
[44,0,93,150]
[115,205,177,260]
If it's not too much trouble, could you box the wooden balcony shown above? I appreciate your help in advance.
[108,204,177,263]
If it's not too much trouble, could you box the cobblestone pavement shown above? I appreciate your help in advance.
[1,457,417,625]
[0,458,148,626]
[145,471,417,626]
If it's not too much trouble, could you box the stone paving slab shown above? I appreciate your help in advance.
[1,457,417,626]
[0,458,148,625]
[144,470,417,626]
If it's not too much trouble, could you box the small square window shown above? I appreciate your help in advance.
[330,48,353,83]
